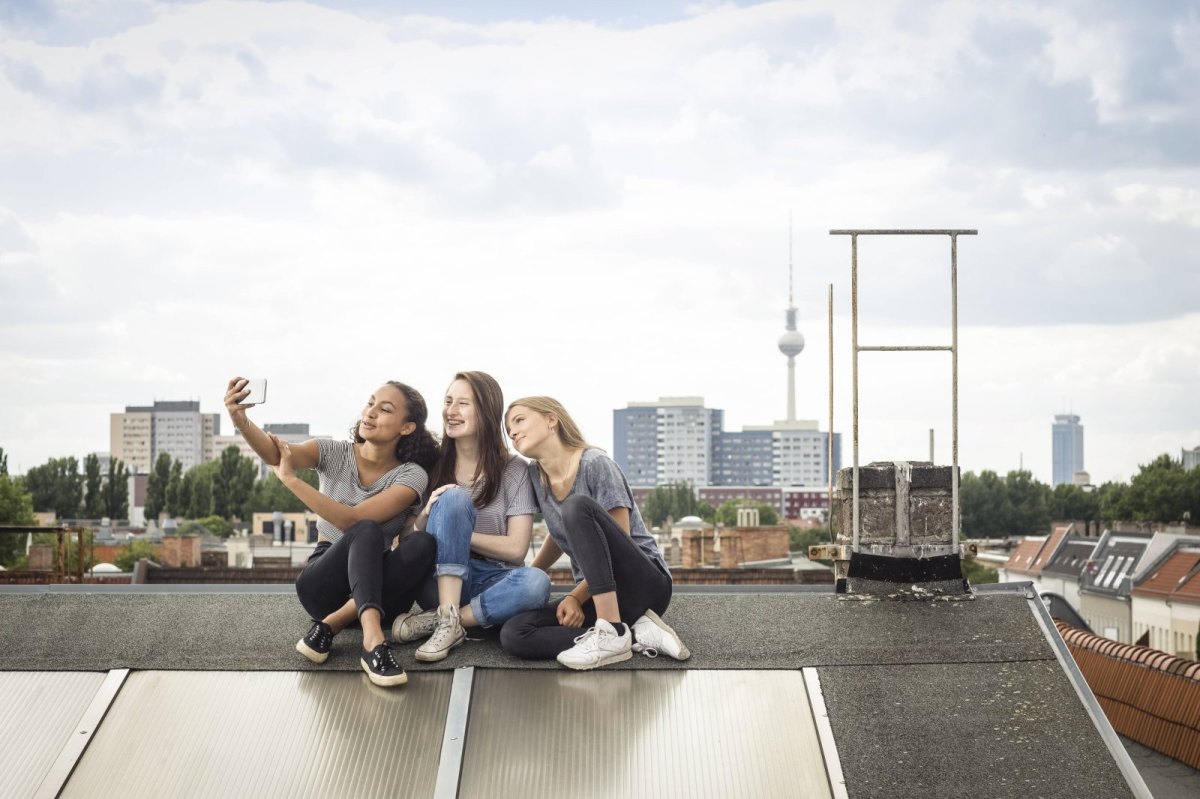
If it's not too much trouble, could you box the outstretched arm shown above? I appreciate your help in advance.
[224,377,318,468]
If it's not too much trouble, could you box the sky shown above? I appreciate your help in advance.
[1,0,1197,486]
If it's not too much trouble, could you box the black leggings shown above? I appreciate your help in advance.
[295,519,435,624]
[500,494,672,660]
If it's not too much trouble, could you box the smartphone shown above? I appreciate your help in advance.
[240,378,268,406]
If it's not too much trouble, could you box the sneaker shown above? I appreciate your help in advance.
[556,619,632,670]
[632,609,690,660]
[360,643,408,687]
[392,607,438,643]
[415,604,466,662]
[296,621,334,664]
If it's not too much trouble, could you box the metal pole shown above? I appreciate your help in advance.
[950,233,960,551]
[851,234,860,552]
[827,283,835,543]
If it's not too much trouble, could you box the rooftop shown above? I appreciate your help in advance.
[0,582,1153,798]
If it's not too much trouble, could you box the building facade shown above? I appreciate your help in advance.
[1052,413,1084,487]
[111,401,220,474]
[615,397,839,491]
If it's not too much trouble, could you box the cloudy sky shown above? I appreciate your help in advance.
[1,0,1197,486]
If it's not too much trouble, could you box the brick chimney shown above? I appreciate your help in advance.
[819,461,967,595]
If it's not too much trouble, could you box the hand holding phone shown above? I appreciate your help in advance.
[240,378,268,406]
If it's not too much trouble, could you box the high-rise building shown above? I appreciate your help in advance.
[1182,446,1200,471]
[614,397,839,489]
[110,401,220,474]
[1052,414,1084,487]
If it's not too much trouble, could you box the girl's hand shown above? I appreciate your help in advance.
[224,377,251,428]
[557,595,584,628]
[270,434,295,482]
[422,483,456,517]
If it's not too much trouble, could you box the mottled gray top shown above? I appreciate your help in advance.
[529,448,668,582]
[315,438,428,543]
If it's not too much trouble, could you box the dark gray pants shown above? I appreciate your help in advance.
[500,495,672,660]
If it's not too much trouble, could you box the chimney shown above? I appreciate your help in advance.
[815,461,967,595]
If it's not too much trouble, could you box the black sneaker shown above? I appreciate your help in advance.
[296,621,334,664]
[361,643,408,687]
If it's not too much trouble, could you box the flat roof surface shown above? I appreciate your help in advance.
[0,583,1151,798]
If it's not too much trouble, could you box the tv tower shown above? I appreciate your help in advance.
[777,219,805,421]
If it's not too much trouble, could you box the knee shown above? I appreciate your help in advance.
[561,494,598,527]
[343,519,384,545]
[499,612,536,653]
[406,530,437,566]
[512,568,551,608]
[428,488,475,534]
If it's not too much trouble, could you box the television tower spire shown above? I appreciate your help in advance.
[777,214,805,421]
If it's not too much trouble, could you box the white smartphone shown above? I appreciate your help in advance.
[240,378,267,406]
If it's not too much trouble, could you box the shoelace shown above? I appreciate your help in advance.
[631,642,659,658]
[373,645,400,672]
[308,624,332,650]
[571,627,602,650]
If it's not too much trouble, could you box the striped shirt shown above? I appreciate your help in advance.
[315,438,428,543]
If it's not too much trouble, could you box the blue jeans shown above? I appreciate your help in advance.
[421,487,549,628]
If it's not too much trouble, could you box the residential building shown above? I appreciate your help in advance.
[1038,531,1097,612]
[110,400,220,473]
[1078,530,1151,643]
[1052,413,1084,487]
[997,524,1072,595]
[615,397,839,490]
[1183,446,1200,471]
[1130,532,1200,657]
[212,423,316,479]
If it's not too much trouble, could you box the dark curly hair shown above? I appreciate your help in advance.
[350,381,440,473]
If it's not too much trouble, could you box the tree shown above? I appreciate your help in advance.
[83,454,105,518]
[641,481,713,527]
[1005,470,1052,535]
[0,473,36,566]
[165,459,183,517]
[1121,454,1200,524]
[0,445,8,475]
[1049,483,1099,528]
[23,456,83,518]
[144,452,173,521]
[212,446,257,520]
[184,461,218,519]
[115,539,158,571]
[248,470,318,515]
[104,458,130,521]
[195,514,233,538]
[715,498,779,526]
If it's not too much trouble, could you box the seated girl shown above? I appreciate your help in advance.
[392,372,550,661]
[499,396,689,669]
[224,377,438,688]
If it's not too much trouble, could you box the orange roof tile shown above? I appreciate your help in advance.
[1004,537,1047,576]
[1133,550,1200,603]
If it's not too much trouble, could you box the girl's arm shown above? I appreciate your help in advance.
[530,534,563,572]
[224,377,318,468]
[273,438,413,531]
[469,513,533,564]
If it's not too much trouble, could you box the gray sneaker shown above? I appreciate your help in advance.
[392,607,438,643]
[415,604,465,662]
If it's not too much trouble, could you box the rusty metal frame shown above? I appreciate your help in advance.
[0,525,89,582]
[828,229,976,554]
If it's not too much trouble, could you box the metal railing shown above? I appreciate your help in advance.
[829,228,977,554]
[0,524,89,582]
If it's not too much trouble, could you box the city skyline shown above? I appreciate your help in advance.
[1,1,1198,486]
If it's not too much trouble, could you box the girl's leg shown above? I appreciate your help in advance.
[559,495,672,625]
[500,600,596,660]
[467,563,551,629]
[380,531,436,620]
[413,489,475,661]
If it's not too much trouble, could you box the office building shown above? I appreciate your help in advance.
[1052,414,1084,487]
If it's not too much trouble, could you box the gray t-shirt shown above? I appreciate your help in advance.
[315,438,428,543]
[451,455,538,566]
[529,448,669,582]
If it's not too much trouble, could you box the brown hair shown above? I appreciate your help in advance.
[429,372,508,508]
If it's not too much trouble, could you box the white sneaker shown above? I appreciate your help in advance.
[392,607,438,643]
[414,605,465,662]
[556,619,632,670]
[632,609,690,660]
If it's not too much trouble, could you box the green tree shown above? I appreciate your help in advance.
[165,459,184,517]
[715,498,779,526]
[185,462,217,518]
[1121,454,1200,523]
[83,454,105,518]
[104,458,130,521]
[144,452,173,521]
[0,473,37,566]
[789,524,833,553]
[212,446,257,520]
[24,456,83,518]
[0,445,8,475]
[248,470,318,514]
[641,481,716,527]
[115,539,158,571]
[194,514,233,538]
[1049,483,1099,528]
[1005,470,1051,535]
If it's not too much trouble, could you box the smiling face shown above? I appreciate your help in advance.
[505,404,556,458]
[358,384,413,443]
[443,378,478,442]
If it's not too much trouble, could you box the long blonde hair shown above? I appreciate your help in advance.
[507,396,595,486]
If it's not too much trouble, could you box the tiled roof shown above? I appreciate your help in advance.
[1132,550,1200,604]
[1043,537,1099,578]
[1004,536,1048,576]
